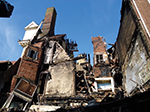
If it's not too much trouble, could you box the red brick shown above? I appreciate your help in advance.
[92,36,106,53]
[10,42,43,91]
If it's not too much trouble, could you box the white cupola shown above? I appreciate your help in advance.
[23,21,38,41]
[18,21,39,48]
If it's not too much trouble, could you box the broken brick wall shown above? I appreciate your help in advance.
[92,36,110,78]
[10,42,43,91]
[116,1,136,66]
[116,0,150,94]
[92,36,109,66]
[93,66,111,78]
[92,36,106,54]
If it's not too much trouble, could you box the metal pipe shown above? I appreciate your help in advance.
[132,0,150,38]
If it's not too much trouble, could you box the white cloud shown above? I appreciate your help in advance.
[0,20,22,61]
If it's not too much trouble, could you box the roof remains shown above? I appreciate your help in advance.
[24,21,38,30]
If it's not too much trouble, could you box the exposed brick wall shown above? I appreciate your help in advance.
[116,1,136,65]
[10,42,43,92]
[41,7,57,37]
[10,77,18,92]
[92,36,106,53]
[92,36,109,65]
[93,66,111,78]
[117,0,150,66]
[92,36,111,78]
[130,0,150,55]
[116,0,150,94]
[16,60,39,81]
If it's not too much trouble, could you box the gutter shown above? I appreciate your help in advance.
[132,0,150,38]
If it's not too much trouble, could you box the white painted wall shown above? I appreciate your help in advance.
[23,29,37,40]
[23,21,38,41]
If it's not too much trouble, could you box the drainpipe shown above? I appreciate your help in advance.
[132,0,150,38]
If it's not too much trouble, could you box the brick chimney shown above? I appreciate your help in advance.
[92,36,106,53]
[41,7,57,37]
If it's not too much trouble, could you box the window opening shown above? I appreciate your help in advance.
[9,96,26,110]
[27,48,38,60]
[100,54,103,61]
[96,55,99,64]
[96,54,103,64]
[97,80,111,90]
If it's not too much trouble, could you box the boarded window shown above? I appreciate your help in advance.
[16,79,37,97]
[27,48,38,60]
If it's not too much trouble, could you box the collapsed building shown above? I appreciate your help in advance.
[114,0,150,95]
[0,7,96,111]
[75,0,150,111]
[71,0,150,111]
[1,0,150,111]
[85,0,150,111]
[92,36,114,93]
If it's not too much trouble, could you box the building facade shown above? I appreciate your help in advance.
[92,36,114,92]
[116,0,150,94]
[3,7,79,110]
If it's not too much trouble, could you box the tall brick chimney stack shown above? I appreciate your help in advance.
[92,36,107,53]
[41,7,57,37]
[92,36,109,66]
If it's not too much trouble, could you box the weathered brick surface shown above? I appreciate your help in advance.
[93,66,111,78]
[10,77,18,92]
[10,42,43,91]
[92,36,106,53]
[116,2,136,65]
[117,0,150,66]
[116,0,150,94]
[17,60,39,81]
[92,36,111,78]
[41,7,57,37]
[131,0,150,56]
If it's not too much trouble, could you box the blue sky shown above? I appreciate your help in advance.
[0,0,122,65]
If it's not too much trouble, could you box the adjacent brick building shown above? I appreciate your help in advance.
[92,36,110,77]
[10,40,44,92]
[116,0,150,94]
[10,7,78,96]
[92,36,114,92]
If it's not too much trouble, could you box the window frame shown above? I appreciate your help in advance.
[96,54,103,64]
[95,77,114,92]
[27,48,38,60]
